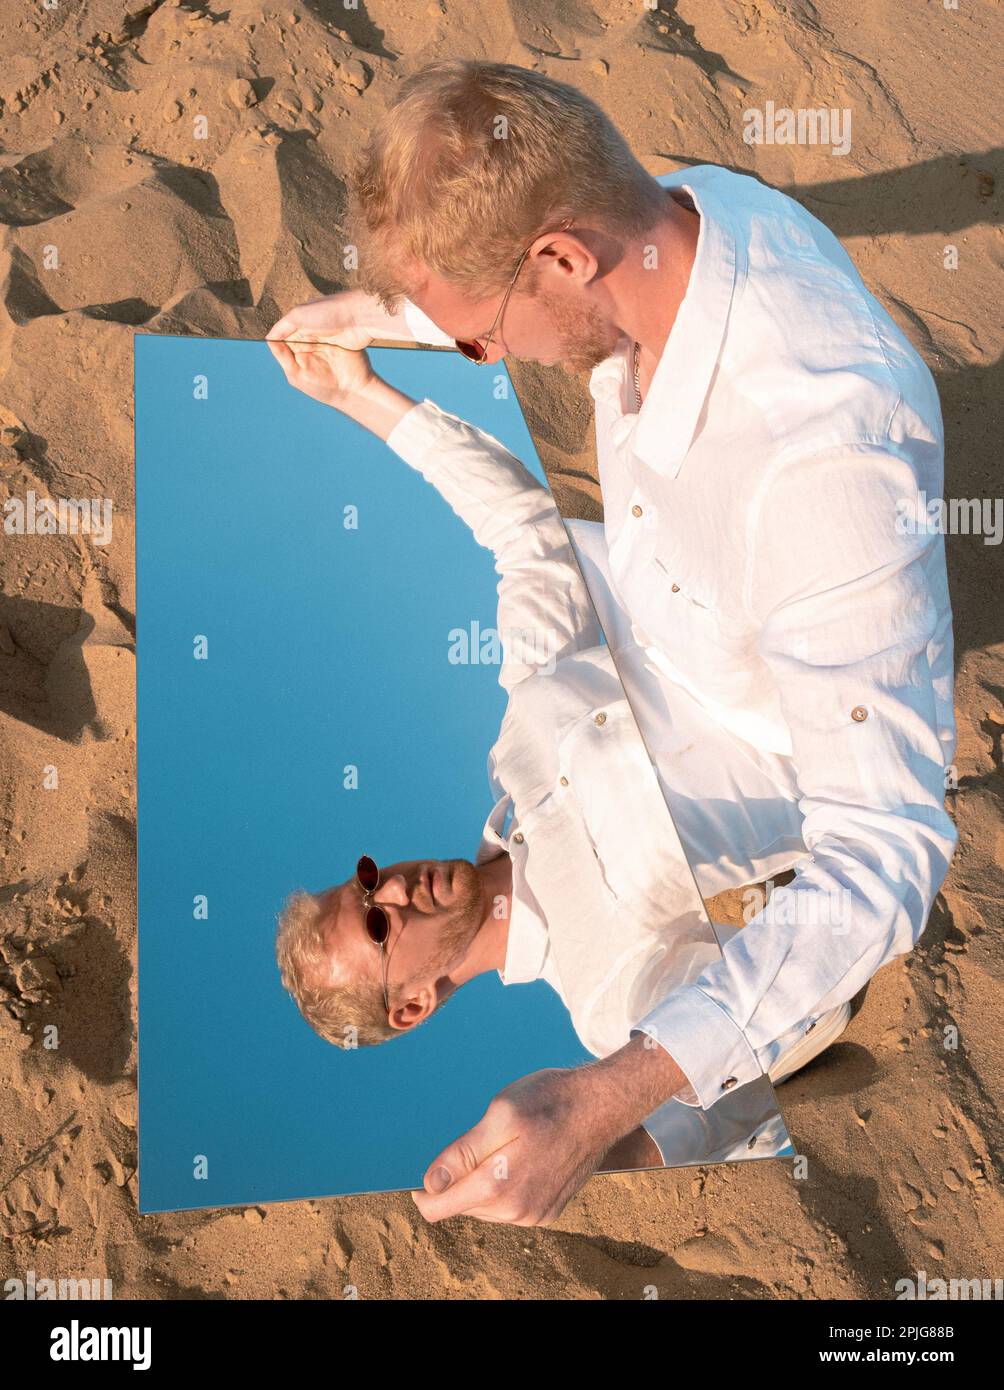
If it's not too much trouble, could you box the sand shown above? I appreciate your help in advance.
[1,0,1002,1299]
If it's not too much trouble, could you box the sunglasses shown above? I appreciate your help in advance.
[454,217,574,364]
[356,854,393,1012]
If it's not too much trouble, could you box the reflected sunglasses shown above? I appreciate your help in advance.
[356,855,392,1012]
[454,217,574,364]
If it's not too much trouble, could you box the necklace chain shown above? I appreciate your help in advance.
[632,340,642,411]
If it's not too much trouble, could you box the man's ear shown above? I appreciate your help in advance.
[535,226,603,291]
[386,981,443,1033]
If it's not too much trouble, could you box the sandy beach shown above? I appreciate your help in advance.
[1,0,1001,1298]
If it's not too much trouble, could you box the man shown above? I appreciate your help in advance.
[268,60,957,1225]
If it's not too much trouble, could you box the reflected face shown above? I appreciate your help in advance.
[315,857,485,1028]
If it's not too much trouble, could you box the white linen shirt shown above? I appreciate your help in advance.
[393,162,958,1113]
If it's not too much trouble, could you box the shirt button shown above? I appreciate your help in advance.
[631,504,643,517]
[671,583,681,593]
[721,1076,738,1091]
[851,705,869,722]
[512,832,524,844]
[747,1135,758,1149]
[559,776,568,786]
[594,711,607,725]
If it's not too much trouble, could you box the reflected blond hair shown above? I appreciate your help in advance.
[275,888,395,1048]
[346,59,667,311]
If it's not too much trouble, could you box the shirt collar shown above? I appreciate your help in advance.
[475,792,548,985]
[588,168,740,479]
[497,882,548,986]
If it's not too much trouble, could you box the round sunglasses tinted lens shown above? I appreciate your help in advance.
[455,339,485,362]
[365,904,390,945]
[356,855,379,892]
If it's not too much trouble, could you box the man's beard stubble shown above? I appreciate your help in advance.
[424,857,486,975]
[532,282,622,374]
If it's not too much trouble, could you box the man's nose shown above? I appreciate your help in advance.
[374,874,409,906]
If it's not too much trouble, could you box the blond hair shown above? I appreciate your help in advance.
[275,888,395,1048]
[346,59,667,311]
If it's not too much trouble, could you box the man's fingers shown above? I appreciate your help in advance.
[419,1100,517,1194]
[412,1106,526,1222]
[266,338,296,375]
[266,324,347,348]
[419,1130,483,1194]
[268,338,323,376]
[265,317,319,344]
[412,1154,513,1223]
[265,313,295,340]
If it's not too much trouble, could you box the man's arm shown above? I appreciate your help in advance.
[344,373,603,691]
[587,1035,696,1164]
[266,347,603,689]
[626,444,958,1109]
[269,319,597,689]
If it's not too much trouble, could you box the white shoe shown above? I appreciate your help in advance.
[767,1001,852,1086]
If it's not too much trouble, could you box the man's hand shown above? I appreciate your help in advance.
[412,1035,690,1226]
[412,1067,621,1227]
[266,336,377,411]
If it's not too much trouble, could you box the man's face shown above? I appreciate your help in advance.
[314,857,485,1030]
[409,245,622,376]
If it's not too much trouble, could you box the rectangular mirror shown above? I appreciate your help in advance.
[135,335,792,1213]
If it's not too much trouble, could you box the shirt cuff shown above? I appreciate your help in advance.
[629,983,765,1111]
[402,298,456,347]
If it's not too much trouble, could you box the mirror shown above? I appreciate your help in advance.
[135,335,792,1213]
